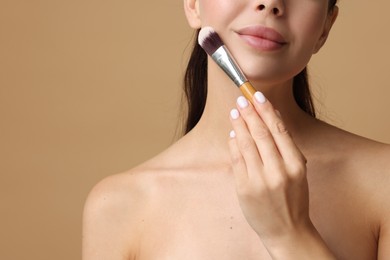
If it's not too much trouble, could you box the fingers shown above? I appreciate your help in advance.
[229,92,306,179]
[228,131,249,189]
[229,108,264,180]
[251,92,306,168]
[232,96,282,169]
[228,93,310,239]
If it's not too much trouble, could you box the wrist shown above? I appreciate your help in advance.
[260,221,336,260]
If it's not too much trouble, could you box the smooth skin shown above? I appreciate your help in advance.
[229,94,335,258]
[83,0,390,259]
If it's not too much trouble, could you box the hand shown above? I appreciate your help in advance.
[228,92,311,246]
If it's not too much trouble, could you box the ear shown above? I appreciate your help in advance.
[313,6,339,54]
[183,0,201,29]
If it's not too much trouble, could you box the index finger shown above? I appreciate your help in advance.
[252,91,307,166]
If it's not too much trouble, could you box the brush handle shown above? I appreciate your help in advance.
[239,81,257,103]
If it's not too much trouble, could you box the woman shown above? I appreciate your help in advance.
[83,0,390,259]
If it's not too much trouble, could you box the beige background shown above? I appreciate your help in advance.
[0,1,389,259]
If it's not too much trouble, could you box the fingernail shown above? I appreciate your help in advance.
[230,108,240,120]
[237,96,249,108]
[229,130,236,138]
[254,91,266,104]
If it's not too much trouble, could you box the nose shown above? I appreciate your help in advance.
[257,0,285,16]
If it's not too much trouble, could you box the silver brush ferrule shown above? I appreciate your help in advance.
[211,46,247,86]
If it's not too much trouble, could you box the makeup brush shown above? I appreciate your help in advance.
[198,26,257,102]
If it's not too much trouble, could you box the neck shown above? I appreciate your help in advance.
[185,59,316,166]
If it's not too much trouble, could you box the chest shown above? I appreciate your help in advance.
[136,173,378,260]
[137,187,270,260]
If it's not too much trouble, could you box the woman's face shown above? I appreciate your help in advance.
[186,0,338,85]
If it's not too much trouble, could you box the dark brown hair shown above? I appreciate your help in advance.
[182,0,337,134]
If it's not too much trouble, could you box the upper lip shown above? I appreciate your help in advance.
[237,25,287,44]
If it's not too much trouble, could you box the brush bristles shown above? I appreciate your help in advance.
[198,27,224,56]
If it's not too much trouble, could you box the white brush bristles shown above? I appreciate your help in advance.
[198,26,216,46]
[198,26,224,56]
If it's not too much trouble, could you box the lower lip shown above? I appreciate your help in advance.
[239,35,285,51]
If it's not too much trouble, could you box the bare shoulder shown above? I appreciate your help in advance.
[311,121,390,256]
[81,134,215,259]
[82,163,163,260]
[339,131,390,258]
[318,120,390,215]
[329,123,390,175]
[315,119,390,169]
[349,135,390,208]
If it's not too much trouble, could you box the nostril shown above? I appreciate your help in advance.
[258,5,281,15]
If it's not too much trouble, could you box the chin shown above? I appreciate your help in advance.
[240,59,303,86]
[242,65,284,83]
[244,69,297,89]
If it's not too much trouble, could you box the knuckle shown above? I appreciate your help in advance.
[252,126,271,140]
[288,163,306,179]
[271,120,289,135]
[231,152,243,165]
[238,137,254,151]
[267,175,287,191]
